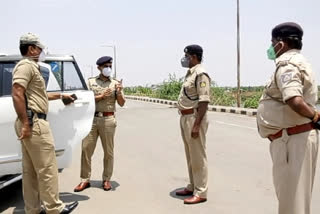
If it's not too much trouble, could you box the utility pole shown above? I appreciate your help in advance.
[236,0,241,107]
[100,44,117,78]
[114,46,117,79]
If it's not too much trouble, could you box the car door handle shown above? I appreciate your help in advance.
[73,98,89,104]
[76,101,89,104]
[74,101,90,107]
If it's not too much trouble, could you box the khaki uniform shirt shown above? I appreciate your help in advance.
[88,75,123,112]
[257,49,318,138]
[177,64,211,110]
[12,58,49,114]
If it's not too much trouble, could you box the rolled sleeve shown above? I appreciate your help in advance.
[12,64,33,89]
[196,73,211,102]
[276,65,303,102]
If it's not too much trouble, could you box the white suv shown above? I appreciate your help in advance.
[0,54,95,188]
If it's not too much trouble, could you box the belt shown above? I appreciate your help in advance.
[36,113,47,120]
[180,109,195,115]
[95,112,114,117]
[268,122,315,141]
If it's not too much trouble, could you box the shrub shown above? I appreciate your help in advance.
[243,93,262,108]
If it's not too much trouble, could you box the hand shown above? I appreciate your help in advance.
[191,124,200,139]
[19,123,31,140]
[102,88,113,98]
[62,94,75,105]
[115,79,123,93]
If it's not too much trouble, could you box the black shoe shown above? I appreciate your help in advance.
[60,201,79,214]
[39,209,46,214]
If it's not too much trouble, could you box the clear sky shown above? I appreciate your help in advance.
[1,0,320,87]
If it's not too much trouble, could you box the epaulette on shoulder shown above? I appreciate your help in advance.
[88,76,98,83]
[16,58,38,69]
[195,70,210,79]
[276,59,301,71]
[89,75,99,80]
[17,58,32,65]
[195,66,208,75]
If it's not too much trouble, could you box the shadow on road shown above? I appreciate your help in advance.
[0,180,24,213]
[59,192,90,203]
[90,180,120,191]
[0,180,90,214]
[169,187,189,201]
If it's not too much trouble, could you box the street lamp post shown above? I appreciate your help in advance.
[236,0,241,107]
[100,45,117,78]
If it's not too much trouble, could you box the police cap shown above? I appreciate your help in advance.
[96,56,113,66]
[272,22,303,40]
[184,44,203,56]
[20,33,45,49]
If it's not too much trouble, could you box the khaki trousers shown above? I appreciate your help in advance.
[270,129,319,214]
[180,113,209,198]
[80,116,117,181]
[15,118,64,214]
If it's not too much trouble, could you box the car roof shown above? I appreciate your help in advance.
[0,54,75,62]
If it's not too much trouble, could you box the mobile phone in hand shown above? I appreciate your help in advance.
[62,94,78,105]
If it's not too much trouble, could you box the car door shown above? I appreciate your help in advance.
[0,57,94,176]
[0,62,23,176]
[41,58,94,168]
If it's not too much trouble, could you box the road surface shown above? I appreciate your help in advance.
[1,100,320,214]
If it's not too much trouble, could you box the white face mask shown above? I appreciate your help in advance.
[102,67,113,77]
[38,51,46,62]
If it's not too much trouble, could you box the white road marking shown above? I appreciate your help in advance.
[215,120,257,130]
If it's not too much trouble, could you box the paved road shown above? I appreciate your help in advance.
[1,100,320,214]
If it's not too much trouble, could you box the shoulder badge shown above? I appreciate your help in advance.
[280,73,293,83]
[200,81,207,88]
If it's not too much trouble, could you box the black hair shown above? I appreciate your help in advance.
[19,44,36,56]
[184,44,203,62]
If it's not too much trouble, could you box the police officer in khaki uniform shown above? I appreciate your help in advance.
[12,33,78,214]
[74,56,125,192]
[175,45,211,204]
[257,23,319,214]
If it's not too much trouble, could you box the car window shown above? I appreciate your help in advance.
[39,65,49,87]
[47,61,63,89]
[0,58,86,97]
[63,62,85,91]
[39,62,61,91]
[0,63,15,96]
